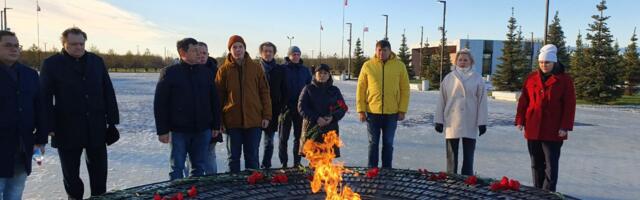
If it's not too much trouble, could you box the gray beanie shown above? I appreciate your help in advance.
[288,46,301,55]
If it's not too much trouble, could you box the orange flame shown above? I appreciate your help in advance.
[303,131,361,200]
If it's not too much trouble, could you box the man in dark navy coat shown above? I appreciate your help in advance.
[40,27,119,199]
[0,30,47,200]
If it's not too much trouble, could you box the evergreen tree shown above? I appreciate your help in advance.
[577,0,624,103]
[420,40,430,79]
[398,33,415,79]
[547,11,570,67]
[570,31,587,76]
[352,38,367,78]
[623,28,640,95]
[425,37,451,90]
[492,11,528,91]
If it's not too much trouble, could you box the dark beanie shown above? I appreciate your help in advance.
[315,64,331,73]
[288,46,301,55]
[227,35,246,50]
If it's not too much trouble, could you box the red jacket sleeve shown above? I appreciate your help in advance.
[515,76,531,126]
[560,76,576,131]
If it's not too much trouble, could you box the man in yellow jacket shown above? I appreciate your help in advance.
[356,40,410,169]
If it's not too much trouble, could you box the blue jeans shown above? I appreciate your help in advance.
[169,130,211,180]
[185,141,218,176]
[226,128,261,173]
[366,113,398,168]
[261,130,276,169]
[205,142,218,174]
[0,162,27,200]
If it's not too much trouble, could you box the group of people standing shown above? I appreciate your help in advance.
[0,26,575,200]
[1,28,119,200]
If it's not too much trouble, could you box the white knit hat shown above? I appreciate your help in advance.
[538,44,558,62]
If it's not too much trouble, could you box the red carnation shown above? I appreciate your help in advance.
[490,182,502,191]
[338,100,348,111]
[366,167,380,178]
[418,168,429,175]
[465,176,477,185]
[307,175,314,182]
[500,176,510,187]
[437,172,447,180]
[428,174,438,181]
[509,179,521,191]
[187,185,197,197]
[271,174,289,184]
[169,192,184,200]
[247,171,264,185]
[153,193,161,200]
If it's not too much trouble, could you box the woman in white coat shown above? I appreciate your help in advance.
[434,49,488,175]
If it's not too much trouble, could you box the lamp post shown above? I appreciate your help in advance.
[437,0,446,85]
[286,36,294,48]
[382,14,389,40]
[346,22,353,80]
[543,0,550,44]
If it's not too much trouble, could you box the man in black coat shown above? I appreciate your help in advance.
[154,38,221,180]
[194,41,222,176]
[0,30,47,200]
[40,27,119,199]
[258,42,287,169]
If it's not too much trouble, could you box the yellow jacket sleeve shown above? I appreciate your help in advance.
[356,63,369,113]
[398,63,410,113]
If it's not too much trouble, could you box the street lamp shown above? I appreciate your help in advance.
[286,36,295,48]
[437,0,446,85]
[543,0,550,44]
[382,14,389,41]
[346,22,353,80]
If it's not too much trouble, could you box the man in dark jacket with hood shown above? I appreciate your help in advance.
[278,46,311,168]
[258,42,287,169]
[154,38,221,180]
[0,30,47,200]
[40,27,119,199]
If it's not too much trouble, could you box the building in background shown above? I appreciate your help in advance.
[411,39,543,78]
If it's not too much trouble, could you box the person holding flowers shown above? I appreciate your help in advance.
[297,64,348,157]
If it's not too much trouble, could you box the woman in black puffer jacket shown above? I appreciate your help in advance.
[297,64,347,157]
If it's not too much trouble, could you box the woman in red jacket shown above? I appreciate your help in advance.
[515,44,576,192]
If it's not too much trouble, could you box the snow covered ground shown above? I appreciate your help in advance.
[23,73,640,200]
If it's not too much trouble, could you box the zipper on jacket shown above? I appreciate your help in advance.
[381,60,385,115]
[237,63,245,127]
[189,66,198,130]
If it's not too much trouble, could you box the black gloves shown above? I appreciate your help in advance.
[435,123,443,133]
[479,125,487,136]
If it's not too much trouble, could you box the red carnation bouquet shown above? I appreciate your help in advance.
[305,99,348,141]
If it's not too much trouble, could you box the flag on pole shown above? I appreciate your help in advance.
[364,27,369,32]
[37,1,41,12]
[320,22,324,31]
[344,0,348,7]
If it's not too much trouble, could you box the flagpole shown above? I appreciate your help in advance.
[37,0,41,67]
[341,0,346,61]
[362,26,365,56]
[319,21,322,63]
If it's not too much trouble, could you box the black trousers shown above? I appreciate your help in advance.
[446,138,476,175]
[57,145,108,199]
[278,110,303,167]
[527,140,563,192]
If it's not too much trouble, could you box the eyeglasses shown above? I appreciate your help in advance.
[2,43,22,49]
